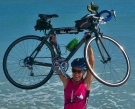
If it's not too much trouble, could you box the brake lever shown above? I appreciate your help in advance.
[111,10,117,21]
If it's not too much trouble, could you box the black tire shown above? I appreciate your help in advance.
[85,35,131,87]
[3,35,55,89]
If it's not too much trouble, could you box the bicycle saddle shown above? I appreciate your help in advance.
[38,14,59,21]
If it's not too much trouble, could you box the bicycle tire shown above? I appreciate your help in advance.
[84,35,130,87]
[3,35,55,89]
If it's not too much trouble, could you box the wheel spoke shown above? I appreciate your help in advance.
[85,36,130,86]
[3,36,54,89]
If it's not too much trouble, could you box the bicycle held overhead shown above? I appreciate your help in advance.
[3,2,130,89]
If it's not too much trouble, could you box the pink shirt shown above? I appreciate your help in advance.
[64,79,90,109]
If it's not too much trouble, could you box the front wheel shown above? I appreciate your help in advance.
[84,35,131,87]
[3,35,55,89]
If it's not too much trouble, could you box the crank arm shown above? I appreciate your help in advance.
[58,63,68,78]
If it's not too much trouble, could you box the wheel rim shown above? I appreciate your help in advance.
[85,36,130,86]
[3,36,54,89]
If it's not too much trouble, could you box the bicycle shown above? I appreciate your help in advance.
[3,2,130,89]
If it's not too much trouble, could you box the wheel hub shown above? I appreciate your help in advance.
[23,57,34,67]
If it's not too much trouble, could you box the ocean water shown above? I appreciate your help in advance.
[0,0,135,109]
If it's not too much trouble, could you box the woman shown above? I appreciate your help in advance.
[50,33,94,109]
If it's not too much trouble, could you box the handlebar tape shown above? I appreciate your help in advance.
[99,10,112,22]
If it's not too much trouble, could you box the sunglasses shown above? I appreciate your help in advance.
[72,68,84,74]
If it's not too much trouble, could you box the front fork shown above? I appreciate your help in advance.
[96,33,111,63]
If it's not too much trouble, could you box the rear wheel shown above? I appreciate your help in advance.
[85,35,130,87]
[3,35,54,89]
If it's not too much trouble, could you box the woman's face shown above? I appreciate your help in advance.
[72,67,84,82]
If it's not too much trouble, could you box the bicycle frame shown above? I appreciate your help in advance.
[26,12,115,77]
[28,21,112,71]
[28,28,88,67]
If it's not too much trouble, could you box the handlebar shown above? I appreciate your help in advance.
[99,10,112,22]
[84,9,117,25]
[87,2,117,23]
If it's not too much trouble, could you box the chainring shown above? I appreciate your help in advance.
[52,57,69,73]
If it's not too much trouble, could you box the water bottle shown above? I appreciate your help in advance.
[66,38,78,51]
